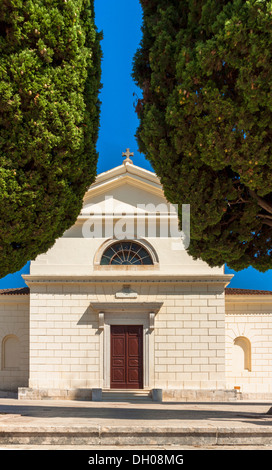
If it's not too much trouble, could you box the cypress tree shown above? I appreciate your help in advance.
[0,0,101,277]
[133,0,272,272]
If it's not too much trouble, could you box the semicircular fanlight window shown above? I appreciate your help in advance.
[100,241,153,266]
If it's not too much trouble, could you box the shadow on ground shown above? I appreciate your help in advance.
[0,401,271,425]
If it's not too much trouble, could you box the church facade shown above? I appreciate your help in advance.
[1,155,272,401]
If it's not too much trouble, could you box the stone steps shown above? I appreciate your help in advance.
[102,389,152,402]
[1,424,272,448]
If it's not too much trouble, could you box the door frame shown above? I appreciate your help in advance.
[103,312,152,390]
[110,325,143,389]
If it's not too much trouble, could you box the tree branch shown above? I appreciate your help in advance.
[260,219,272,228]
[249,190,272,215]
[257,214,272,220]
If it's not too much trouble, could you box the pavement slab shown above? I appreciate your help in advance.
[0,398,272,448]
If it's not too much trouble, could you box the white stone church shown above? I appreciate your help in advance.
[1,152,272,401]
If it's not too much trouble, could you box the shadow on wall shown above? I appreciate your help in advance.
[77,306,100,334]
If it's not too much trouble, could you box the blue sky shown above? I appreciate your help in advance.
[0,0,271,291]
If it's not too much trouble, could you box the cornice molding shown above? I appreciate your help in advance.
[22,274,232,285]
[226,296,272,304]
[90,301,163,313]
[226,311,272,315]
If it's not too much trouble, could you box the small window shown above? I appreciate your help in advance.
[100,241,153,266]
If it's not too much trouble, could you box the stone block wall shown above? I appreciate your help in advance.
[28,280,226,394]
[154,283,226,390]
[6,284,272,398]
[29,284,100,390]
[0,295,29,391]
[225,298,272,394]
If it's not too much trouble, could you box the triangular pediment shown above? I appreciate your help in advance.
[81,163,169,216]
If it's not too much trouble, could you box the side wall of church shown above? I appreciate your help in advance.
[225,299,272,395]
[0,296,29,392]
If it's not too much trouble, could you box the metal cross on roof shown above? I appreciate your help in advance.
[122,148,134,165]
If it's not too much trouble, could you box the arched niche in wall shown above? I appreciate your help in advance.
[233,336,252,373]
[1,335,20,370]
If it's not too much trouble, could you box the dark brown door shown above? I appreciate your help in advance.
[111,325,143,389]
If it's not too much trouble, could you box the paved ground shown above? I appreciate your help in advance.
[0,397,271,428]
[1,444,272,450]
[0,398,272,450]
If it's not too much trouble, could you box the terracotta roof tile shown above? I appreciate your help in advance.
[0,287,30,295]
[225,287,272,295]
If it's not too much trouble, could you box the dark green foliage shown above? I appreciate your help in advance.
[133,0,272,272]
[0,0,101,277]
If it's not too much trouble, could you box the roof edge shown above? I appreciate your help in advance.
[0,287,30,295]
[225,287,272,295]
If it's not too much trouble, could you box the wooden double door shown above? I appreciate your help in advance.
[110,325,143,389]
